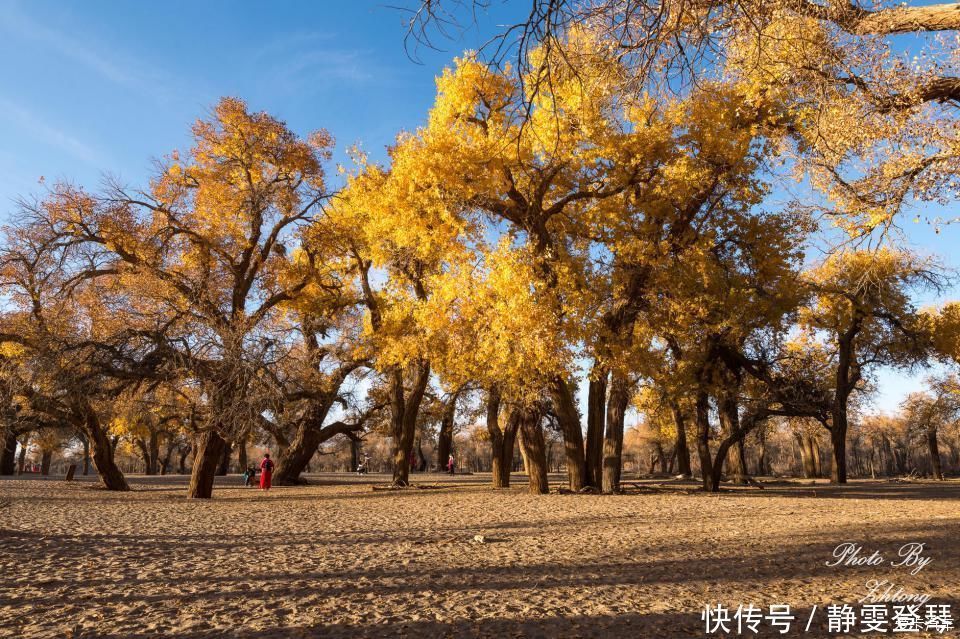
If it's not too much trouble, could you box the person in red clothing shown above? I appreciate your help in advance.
[259,453,274,491]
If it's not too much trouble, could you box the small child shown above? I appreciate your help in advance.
[242,466,257,487]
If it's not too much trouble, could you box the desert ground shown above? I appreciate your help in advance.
[1,474,958,638]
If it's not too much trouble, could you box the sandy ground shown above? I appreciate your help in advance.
[1,473,958,639]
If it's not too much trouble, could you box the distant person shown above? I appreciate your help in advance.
[259,453,274,491]
[447,454,455,475]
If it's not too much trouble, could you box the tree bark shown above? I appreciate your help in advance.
[1,430,16,475]
[601,372,630,493]
[178,444,190,475]
[188,430,226,498]
[488,390,521,489]
[755,427,767,476]
[75,402,129,491]
[796,432,818,478]
[830,396,849,484]
[216,440,232,476]
[794,1,960,35]
[670,401,692,478]
[719,393,748,484]
[549,376,586,491]
[585,368,608,489]
[40,450,52,476]
[927,425,944,480]
[436,389,459,472]
[274,418,362,484]
[694,391,713,491]
[389,361,431,486]
[237,439,247,473]
[518,406,548,494]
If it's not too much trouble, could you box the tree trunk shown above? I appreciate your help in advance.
[490,392,520,489]
[830,395,849,484]
[755,427,767,476]
[389,361,430,486]
[188,430,226,498]
[436,391,458,472]
[178,444,190,475]
[216,440,232,476]
[1,430,16,475]
[518,406,548,494]
[927,425,944,480]
[40,450,52,476]
[670,401,692,478]
[694,391,714,491]
[274,419,325,485]
[160,437,176,475]
[585,368,608,489]
[237,439,247,473]
[719,393,748,484]
[135,439,151,474]
[350,438,360,472]
[601,372,630,493]
[75,403,129,491]
[148,431,160,475]
[549,376,586,491]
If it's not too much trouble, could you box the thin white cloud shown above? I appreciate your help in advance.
[0,1,177,101]
[0,97,103,165]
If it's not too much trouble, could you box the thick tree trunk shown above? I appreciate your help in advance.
[489,390,521,489]
[694,391,714,491]
[755,427,767,476]
[74,402,129,491]
[350,438,360,472]
[1,430,16,475]
[830,395,849,484]
[160,438,176,475]
[487,388,505,488]
[237,440,247,473]
[274,421,324,485]
[188,430,226,498]
[518,406,548,494]
[390,361,431,486]
[927,426,944,480]
[40,450,52,476]
[216,440,232,476]
[719,394,748,484]
[88,425,129,491]
[796,432,816,478]
[585,368,608,489]
[670,401,692,478]
[549,376,586,491]
[601,372,630,493]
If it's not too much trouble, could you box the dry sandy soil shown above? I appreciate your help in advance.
[1,473,958,638]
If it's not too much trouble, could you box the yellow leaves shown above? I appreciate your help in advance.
[921,301,960,363]
[0,342,25,358]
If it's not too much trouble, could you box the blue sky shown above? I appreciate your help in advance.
[0,0,956,414]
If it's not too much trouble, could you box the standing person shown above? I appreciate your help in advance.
[447,454,455,475]
[259,453,274,491]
